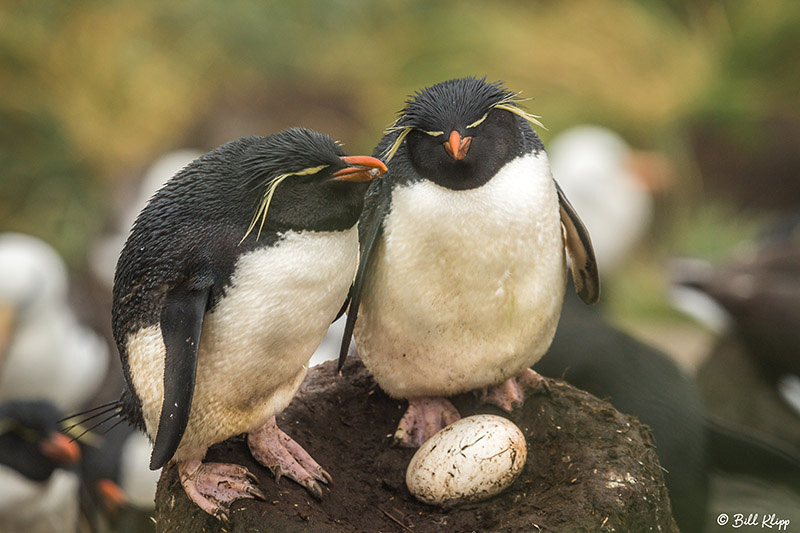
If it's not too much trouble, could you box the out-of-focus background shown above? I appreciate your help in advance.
[3,0,798,329]
[1,1,799,531]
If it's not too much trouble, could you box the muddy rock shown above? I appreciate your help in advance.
[154,357,677,532]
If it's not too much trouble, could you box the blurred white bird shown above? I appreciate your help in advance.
[549,125,670,276]
[89,149,204,289]
[0,233,108,412]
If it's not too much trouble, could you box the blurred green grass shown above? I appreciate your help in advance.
[1,0,798,329]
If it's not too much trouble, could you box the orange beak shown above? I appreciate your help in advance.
[97,478,129,513]
[39,432,81,464]
[444,131,472,161]
[331,155,388,182]
[626,150,675,193]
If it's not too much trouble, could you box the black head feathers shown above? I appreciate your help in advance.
[0,400,80,481]
[237,127,349,187]
[398,77,516,132]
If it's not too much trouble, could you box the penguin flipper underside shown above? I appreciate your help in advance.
[555,181,600,305]
[149,277,213,470]
[338,182,389,370]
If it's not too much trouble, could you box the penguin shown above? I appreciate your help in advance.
[338,77,599,447]
[101,128,385,519]
[78,422,159,532]
[0,400,83,533]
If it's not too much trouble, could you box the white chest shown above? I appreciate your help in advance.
[126,227,359,460]
[355,153,567,397]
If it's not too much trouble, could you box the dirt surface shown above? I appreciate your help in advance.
[154,357,677,532]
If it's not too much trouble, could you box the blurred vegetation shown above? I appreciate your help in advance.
[1,0,798,321]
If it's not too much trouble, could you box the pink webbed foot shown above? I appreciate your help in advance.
[482,368,546,412]
[393,397,461,448]
[247,416,332,499]
[178,459,266,521]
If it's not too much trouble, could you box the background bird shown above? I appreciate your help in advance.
[340,77,599,447]
[89,150,205,292]
[672,213,800,416]
[0,233,108,412]
[78,422,159,533]
[93,128,386,519]
[548,124,673,277]
[0,399,83,533]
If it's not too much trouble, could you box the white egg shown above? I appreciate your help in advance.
[405,414,527,505]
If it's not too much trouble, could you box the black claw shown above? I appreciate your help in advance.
[307,480,324,500]
[247,486,267,501]
[319,468,333,485]
[269,466,283,484]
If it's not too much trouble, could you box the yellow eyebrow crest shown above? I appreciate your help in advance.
[241,165,328,243]
[467,112,489,129]
[493,103,547,130]
[381,127,412,162]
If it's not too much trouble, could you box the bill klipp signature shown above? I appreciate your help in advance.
[717,513,791,531]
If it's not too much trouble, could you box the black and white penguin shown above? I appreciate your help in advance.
[0,400,83,533]
[108,128,385,519]
[339,77,599,446]
[78,421,160,532]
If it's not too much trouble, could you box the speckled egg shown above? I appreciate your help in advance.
[405,414,527,505]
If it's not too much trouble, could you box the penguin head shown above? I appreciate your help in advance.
[380,76,545,190]
[142,128,387,244]
[0,400,81,481]
[235,127,387,237]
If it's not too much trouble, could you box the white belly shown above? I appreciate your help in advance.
[126,227,358,462]
[355,153,567,398]
[0,467,80,533]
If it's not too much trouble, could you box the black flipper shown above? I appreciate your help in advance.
[555,180,600,305]
[338,181,390,371]
[149,277,212,470]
